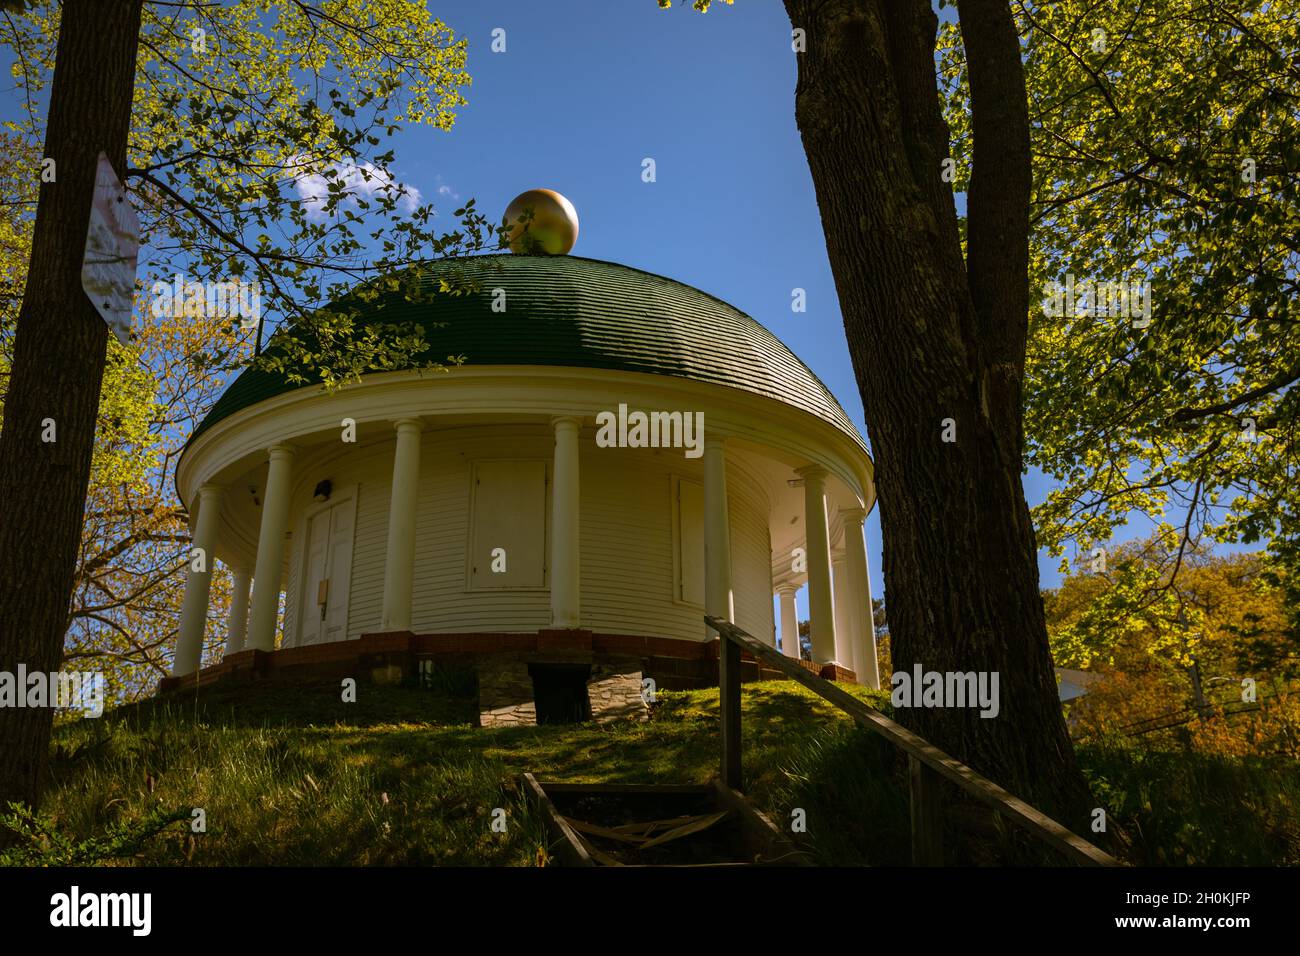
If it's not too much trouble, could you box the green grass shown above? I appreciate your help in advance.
[1079,744,1300,866]
[10,677,890,866]
[5,677,1298,866]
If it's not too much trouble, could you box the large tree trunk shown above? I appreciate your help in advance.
[783,0,1093,830]
[0,0,143,823]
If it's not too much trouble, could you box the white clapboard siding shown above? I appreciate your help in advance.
[276,425,777,644]
[407,432,553,632]
[579,444,697,639]
[729,483,777,642]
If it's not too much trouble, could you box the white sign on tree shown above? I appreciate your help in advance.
[80,152,139,345]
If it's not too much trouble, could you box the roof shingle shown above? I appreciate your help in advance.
[188,254,866,451]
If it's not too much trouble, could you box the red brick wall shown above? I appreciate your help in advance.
[158,629,856,694]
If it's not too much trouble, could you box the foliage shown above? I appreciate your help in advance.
[18,677,1296,866]
[23,679,885,866]
[66,310,243,700]
[1044,541,1294,676]
[0,1,497,702]
[657,0,733,12]
[2,0,496,388]
[1079,742,1300,865]
[1187,686,1300,760]
[940,0,1300,621]
[1045,537,1206,671]
[0,129,233,700]
[1047,541,1298,760]
[0,800,190,866]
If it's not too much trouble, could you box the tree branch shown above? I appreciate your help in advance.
[1170,364,1300,424]
[961,0,1032,358]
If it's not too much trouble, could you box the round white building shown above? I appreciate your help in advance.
[168,249,879,721]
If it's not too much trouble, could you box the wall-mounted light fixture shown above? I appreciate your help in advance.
[313,479,332,502]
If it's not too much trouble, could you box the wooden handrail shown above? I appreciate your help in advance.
[706,615,1119,867]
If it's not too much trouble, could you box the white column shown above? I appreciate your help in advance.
[223,567,252,656]
[246,443,296,652]
[832,550,854,668]
[550,417,581,628]
[796,464,836,666]
[777,585,800,659]
[381,418,423,631]
[172,483,225,676]
[703,437,734,631]
[842,507,880,689]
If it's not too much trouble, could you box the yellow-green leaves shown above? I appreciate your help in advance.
[3,0,486,391]
[0,0,487,703]
[940,1,1300,625]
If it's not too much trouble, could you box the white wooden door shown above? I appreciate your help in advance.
[322,496,354,642]
[298,493,356,645]
[299,509,330,645]
[469,460,547,589]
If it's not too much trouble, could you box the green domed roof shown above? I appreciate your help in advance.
[190,254,866,450]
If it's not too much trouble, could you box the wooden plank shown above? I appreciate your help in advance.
[609,815,701,836]
[718,620,743,791]
[710,778,814,866]
[564,812,727,849]
[638,811,729,850]
[521,773,595,867]
[573,831,626,867]
[564,817,655,846]
[909,754,943,866]
[706,616,1120,867]
[660,862,753,868]
[532,781,712,796]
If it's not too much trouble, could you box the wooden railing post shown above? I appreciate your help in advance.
[705,615,1119,866]
[909,754,943,866]
[718,629,742,791]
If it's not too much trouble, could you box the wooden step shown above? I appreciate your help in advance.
[522,774,813,867]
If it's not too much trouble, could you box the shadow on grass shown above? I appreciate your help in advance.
[1079,743,1300,866]
[100,679,480,731]
[29,679,1287,867]
[24,680,884,866]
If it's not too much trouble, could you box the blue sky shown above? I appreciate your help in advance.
[0,1,1115,618]
[390,0,1078,609]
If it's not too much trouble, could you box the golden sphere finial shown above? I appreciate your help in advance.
[503,188,579,255]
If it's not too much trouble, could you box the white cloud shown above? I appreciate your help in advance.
[434,173,460,203]
[288,157,422,217]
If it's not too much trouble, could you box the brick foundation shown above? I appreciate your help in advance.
[477,655,648,728]
[157,629,858,711]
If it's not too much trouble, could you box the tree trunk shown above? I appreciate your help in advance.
[0,0,143,823]
[783,0,1093,829]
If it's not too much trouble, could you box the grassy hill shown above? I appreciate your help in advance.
[7,678,904,866]
[4,676,1298,866]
